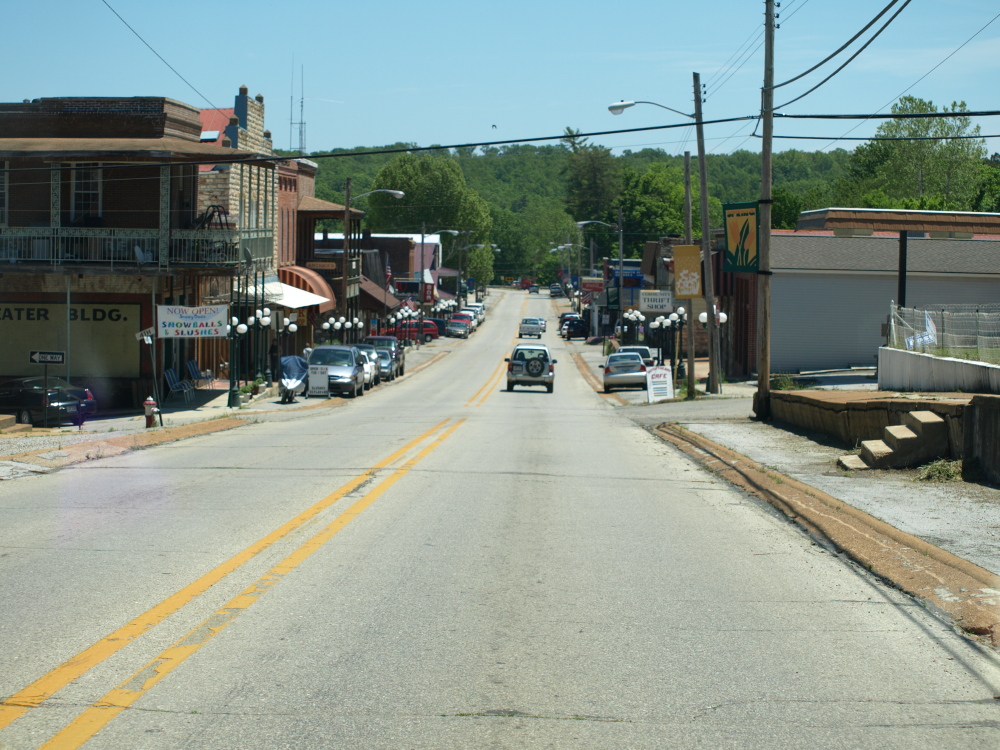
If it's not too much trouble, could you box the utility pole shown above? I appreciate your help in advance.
[342,177,352,340]
[693,72,720,394]
[684,151,696,399]
[755,0,776,419]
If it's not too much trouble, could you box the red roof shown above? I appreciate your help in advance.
[198,108,235,171]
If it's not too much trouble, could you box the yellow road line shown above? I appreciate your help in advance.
[475,365,508,407]
[0,419,451,731]
[40,419,466,750]
[464,360,506,408]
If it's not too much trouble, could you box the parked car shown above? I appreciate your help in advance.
[357,350,377,390]
[603,352,647,392]
[451,312,477,333]
[505,344,557,393]
[375,348,398,381]
[364,335,405,376]
[617,345,655,367]
[356,344,382,386]
[425,317,448,337]
[446,319,470,338]
[464,303,486,323]
[390,320,439,343]
[0,376,96,426]
[563,318,588,340]
[307,345,365,398]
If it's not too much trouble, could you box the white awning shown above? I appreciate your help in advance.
[272,283,331,309]
[236,281,330,309]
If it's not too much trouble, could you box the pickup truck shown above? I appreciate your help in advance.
[518,317,544,338]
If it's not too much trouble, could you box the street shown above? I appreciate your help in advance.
[2,289,1000,749]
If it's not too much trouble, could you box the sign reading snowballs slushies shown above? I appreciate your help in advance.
[672,245,703,299]
[723,202,760,273]
[156,305,229,338]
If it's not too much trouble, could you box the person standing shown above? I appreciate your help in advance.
[268,339,280,384]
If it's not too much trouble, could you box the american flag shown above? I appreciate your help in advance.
[385,259,394,294]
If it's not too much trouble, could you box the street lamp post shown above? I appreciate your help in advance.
[576,219,620,337]
[609,80,721,394]
[342,178,404,344]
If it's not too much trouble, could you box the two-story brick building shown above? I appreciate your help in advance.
[0,94,271,409]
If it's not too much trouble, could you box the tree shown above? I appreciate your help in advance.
[364,153,491,237]
[835,97,986,209]
[562,128,622,222]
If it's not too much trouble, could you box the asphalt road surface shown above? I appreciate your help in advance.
[2,290,999,749]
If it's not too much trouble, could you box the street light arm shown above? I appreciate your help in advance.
[609,100,693,119]
[354,189,405,200]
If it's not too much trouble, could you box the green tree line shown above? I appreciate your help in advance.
[290,95,997,283]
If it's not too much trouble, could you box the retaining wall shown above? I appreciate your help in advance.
[770,390,968,458]
[963,395,1000,484]
[878,347,1000,394]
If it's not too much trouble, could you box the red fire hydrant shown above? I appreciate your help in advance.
[144,395,159,428]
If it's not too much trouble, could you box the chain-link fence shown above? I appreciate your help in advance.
[888,303,1000,365]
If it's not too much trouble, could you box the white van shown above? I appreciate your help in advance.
[464,302,485,323]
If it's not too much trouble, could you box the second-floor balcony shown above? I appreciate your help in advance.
[0,226,273,271]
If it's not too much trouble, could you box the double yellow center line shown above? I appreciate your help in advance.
[2,418,463,748]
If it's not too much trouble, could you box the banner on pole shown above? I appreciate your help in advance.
[673,245,702,299]
[156,305,229,338]
[723,202,760,272]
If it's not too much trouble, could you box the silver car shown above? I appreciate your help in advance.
[505,344,556,393]
[376,348,397,381]
[603,352,647,392]
[307,345,365,398]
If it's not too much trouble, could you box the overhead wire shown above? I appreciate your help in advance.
[811,9,1000,150]
[773,0,903,89]
[773,0,913,111]
[100,0,224,116]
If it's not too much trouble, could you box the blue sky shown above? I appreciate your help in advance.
[6,0,999,157]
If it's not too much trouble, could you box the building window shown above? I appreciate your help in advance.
[0,161,7,226]
[72,163,102,222]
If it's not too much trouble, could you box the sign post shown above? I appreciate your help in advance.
[134,328,163,426]
[29,351,65,428]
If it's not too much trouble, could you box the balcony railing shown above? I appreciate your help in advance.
[0,227,273,269]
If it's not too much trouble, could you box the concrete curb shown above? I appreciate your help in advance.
[5,417,249,470]
[654,422,1000,646]
[570,351,627,405]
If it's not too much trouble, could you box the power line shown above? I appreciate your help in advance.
[773,0,913,110]
[100,0,222,114]
[814,9,1000,150]
[773,0,904,90]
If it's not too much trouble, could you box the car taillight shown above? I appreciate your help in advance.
[507,362,514,372]
[84,389,94,401]
[548,364,554,374]
[604,367,612,375]
[640,365,647,372]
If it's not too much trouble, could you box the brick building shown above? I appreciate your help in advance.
[0,94,269,411]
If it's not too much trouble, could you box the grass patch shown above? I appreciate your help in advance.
[915,459,962,482]
[770,373,814,390]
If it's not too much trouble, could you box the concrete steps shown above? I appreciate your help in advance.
[838,410,948,471]
[0,414,32,434]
